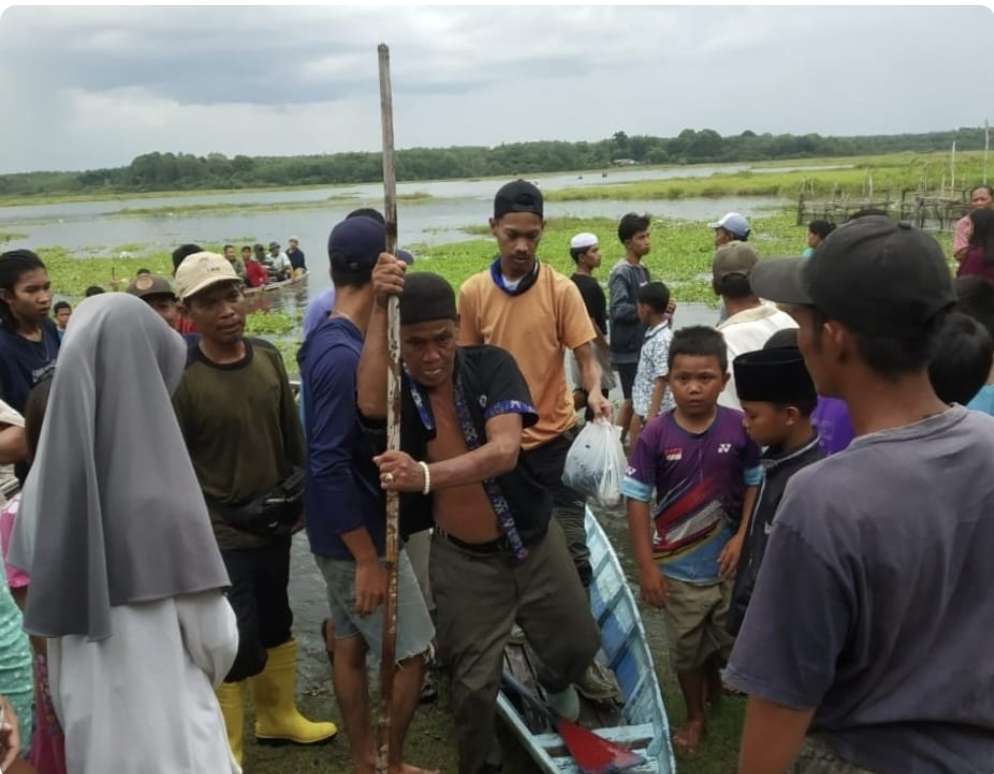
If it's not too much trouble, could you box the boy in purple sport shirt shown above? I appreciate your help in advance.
[623,326,761,756]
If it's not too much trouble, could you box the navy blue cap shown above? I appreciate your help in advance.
[397,249,415,266]
[328,216,386,275]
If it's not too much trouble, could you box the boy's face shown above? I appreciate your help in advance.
[490,212,544,279]
[787,303,845,397]
[807,231,821,249]
[581,245,602,270]
[636,301,651,325]
[741,400,794,447]
[55,306,71,329]
[669,354,728,417]
[625,229,651,258]
[242,248,252,262]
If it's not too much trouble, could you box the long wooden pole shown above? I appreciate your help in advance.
[376,42,401,774]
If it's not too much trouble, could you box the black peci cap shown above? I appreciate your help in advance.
[734,346,816,405]
[749,216,954,337]
[494,180,543,219]
[399,272,457,326]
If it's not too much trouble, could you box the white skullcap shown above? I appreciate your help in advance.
[570,232,599,250]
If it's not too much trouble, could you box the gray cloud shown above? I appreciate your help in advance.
[1,5,992,172]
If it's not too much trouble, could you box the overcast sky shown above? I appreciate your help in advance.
[1,4,992,174]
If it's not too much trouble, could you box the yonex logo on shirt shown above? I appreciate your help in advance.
[718,443,732,454]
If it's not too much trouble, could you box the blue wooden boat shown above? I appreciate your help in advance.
[496,507,676,773]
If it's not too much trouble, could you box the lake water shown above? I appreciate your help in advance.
[0,158,828,295]
[2,160,758,350]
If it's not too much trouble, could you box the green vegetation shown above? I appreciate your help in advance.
[244,310,299,337]
[549,151,990,202]
[113,197,355,218]
[3,126,990,200]
[35,246,173,296]
[0,232,27,243]
[415,213,796,305]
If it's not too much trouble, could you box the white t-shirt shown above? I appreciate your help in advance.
[717,303,798,410]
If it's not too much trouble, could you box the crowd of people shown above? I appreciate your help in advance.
[0,176,990,774]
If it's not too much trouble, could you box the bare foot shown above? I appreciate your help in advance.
[672,718,705,755]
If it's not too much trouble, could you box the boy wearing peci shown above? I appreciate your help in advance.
[727,331,825,635]
[623,326,761,755]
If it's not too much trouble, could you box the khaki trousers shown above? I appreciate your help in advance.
[430,520,599,774]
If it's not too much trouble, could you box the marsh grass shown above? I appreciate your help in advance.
[547,151,990,203]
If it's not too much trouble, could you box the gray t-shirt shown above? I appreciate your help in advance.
[725,406,994,774]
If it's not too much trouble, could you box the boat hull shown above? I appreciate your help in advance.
[496,508,675,774]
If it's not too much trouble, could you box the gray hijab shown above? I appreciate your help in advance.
[8,293,230,641]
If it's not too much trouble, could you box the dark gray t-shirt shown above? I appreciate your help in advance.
[725,407,994,774]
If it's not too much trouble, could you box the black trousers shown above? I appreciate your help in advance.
[522,430,591,586]
[222,535,294,682]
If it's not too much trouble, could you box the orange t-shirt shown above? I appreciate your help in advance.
[458,263,595,450]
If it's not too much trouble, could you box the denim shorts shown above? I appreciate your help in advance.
[314,549,435,663]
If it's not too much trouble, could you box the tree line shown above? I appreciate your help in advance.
[1,127,989,198]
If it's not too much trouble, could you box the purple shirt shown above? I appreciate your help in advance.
[812,397,855,455]
[302,288,336,339]
[622,406,762,583]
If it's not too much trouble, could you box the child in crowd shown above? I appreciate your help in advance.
[953,275,994,414]
[629,282,674,450]
[803,219,835,257]
[727,341,824,636]
[765,328,854,454]
[0,378,66,774]
[928,311,994,407]
[52,302,70,340]
[622,326,761,756]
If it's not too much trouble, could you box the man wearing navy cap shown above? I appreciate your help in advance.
[724,216,994,773]
[298,216,435,774]
[457,180,610,586]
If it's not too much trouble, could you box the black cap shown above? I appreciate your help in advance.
[750,216,954,337]
[494,180,543,219]
[399,272,457,326]
[734,346,816,405]
[328,216,385,276]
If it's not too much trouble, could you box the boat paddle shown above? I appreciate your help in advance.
[500,671,645,774]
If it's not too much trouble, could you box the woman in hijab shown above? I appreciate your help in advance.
[7,293,239,773]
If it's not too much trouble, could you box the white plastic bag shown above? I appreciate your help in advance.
[561,420,627,507]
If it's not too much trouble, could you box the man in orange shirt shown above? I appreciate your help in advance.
[458,180,611,585]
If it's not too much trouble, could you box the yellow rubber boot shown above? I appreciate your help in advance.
[216,680,246,765]
[252,639,338,746]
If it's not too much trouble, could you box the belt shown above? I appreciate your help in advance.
[436,529,508,555]
[436,524,545,556]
